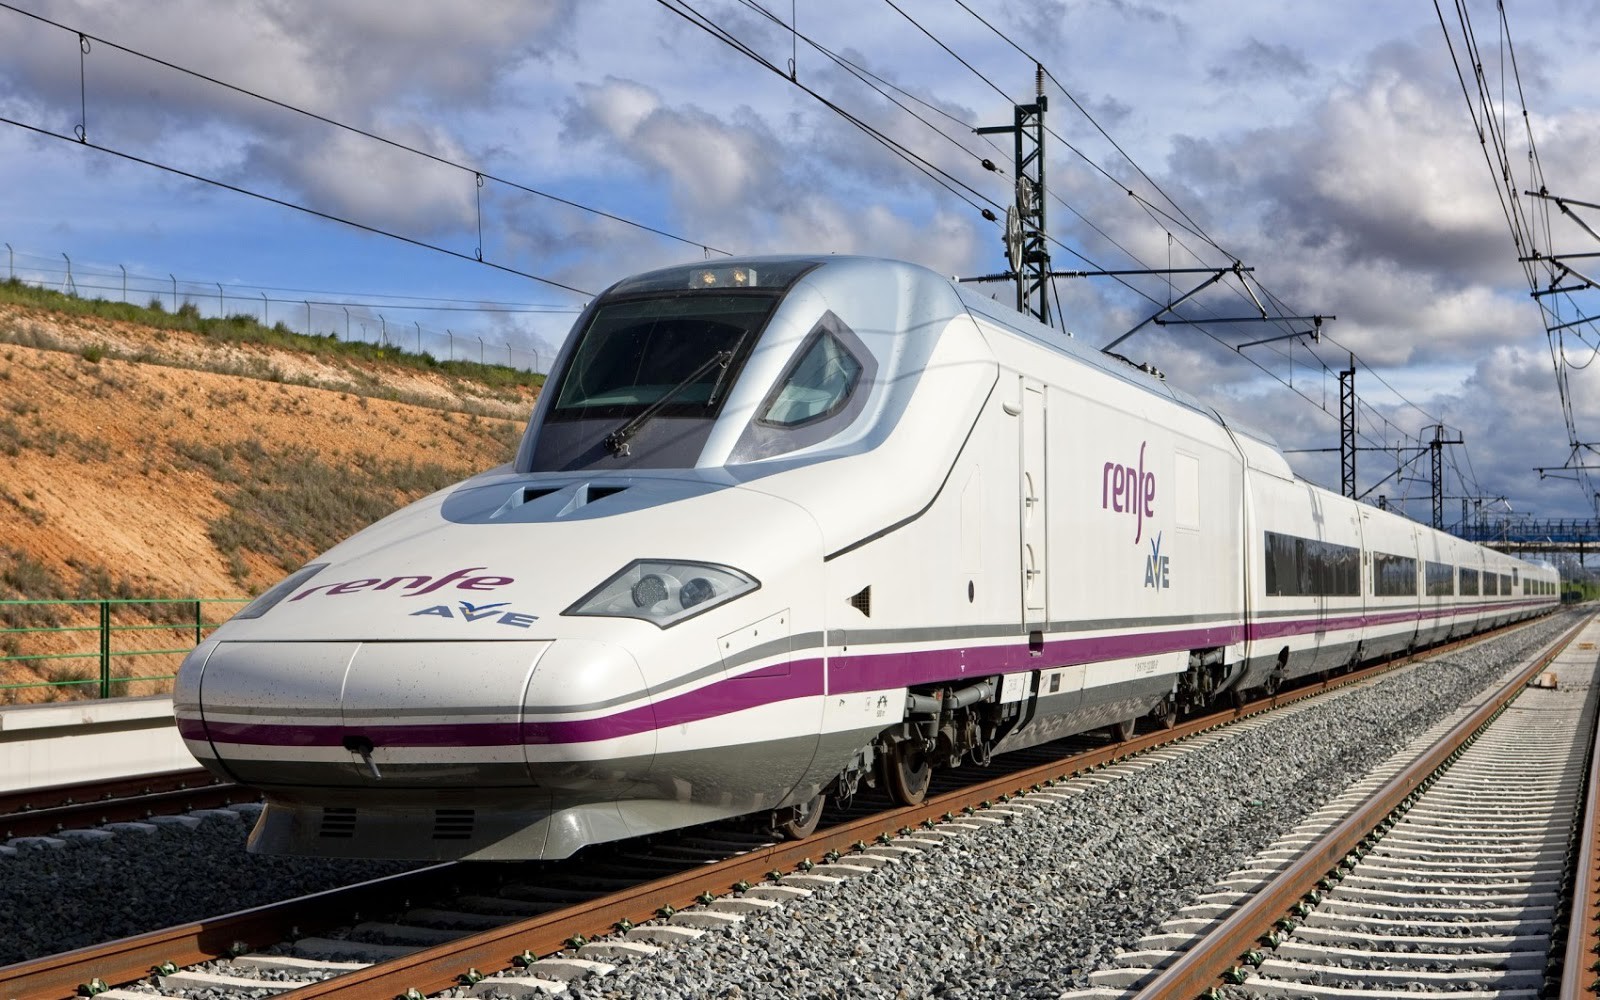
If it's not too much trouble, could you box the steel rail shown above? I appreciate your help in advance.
[0,864,462,1000]
[1560,630,1600,999]
[1131,611,1593,999]
[0,612,1559,1000]
[0,767,220,815]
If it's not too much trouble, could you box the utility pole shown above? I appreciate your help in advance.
[1339,353,1356,499]
[1430,424,1463,530]
[976,65,1050,325]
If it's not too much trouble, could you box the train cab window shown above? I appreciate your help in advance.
[759,328,863,427]
[528,293,780,471]
[1425,561,1454,596]
[1374,553,1417,597]
[551,295,770,416]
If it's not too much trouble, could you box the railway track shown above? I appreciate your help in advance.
[0,615,1580,1000]
[1067,610,1600,998]
[0,768,247,842]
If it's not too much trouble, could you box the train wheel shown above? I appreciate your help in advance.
[1151,695,1178,730]
[879,739,933,805]
[1111,718,1137,742]
[775,791,826,840]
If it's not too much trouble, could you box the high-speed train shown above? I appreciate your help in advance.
[173,255,1559,861]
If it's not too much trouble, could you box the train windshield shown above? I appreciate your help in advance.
[549,294,772,422]
[526,261,820,471]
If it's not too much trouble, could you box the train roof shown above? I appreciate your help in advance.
[946,269,1284,454]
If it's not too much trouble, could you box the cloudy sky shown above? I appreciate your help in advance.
[2,0,1598,526]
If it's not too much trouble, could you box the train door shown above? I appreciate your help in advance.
[1021,380,1047,634]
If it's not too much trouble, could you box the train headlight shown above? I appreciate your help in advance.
[567,559,759,628]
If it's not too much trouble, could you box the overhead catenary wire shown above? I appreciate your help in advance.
[1435,0,1596,505]
[651,0,1003,217]
[916,1,1499,505]
[885,0,1465,488]
[947,0,1221,255]
[0,2,731,260]
[0,114,596,298]
[731,0,1014,176]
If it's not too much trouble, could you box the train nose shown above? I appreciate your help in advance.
[184,637,658,792]
[189,639,552,787]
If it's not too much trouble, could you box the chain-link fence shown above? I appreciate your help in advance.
[1,243,579,374]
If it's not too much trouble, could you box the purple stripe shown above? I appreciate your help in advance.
[193,600,1554,750]
[522,658,827,744]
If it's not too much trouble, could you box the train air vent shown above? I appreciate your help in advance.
[585,484,628,503]
[848,586,872,617]
[433,808,476,840]
[319,806,357,839]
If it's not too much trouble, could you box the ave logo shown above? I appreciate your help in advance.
[1144,532,1170,590]
[410,600,538,629]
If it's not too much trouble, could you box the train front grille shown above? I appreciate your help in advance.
[432,808,476,840]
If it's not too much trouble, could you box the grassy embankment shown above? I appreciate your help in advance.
[0,280,532,700]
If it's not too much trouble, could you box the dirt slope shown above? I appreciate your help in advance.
[0,302,536,700]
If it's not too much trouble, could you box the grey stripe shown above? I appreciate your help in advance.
[721,630,827,673]
[1048,613,1241,633]
[1250,603,1522,620]
[830,613,1242,647]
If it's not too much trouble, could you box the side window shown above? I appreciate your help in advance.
[1374,553,1417,597]
[760,330,863,427]
[731,310,878,463]
[1262,531,1359,597]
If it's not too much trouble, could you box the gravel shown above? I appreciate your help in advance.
[0,806,417,967]
[1,612,1576,998]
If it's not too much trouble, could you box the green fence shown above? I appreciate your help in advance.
[0,598,248,701]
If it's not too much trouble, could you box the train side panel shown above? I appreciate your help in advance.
[1360,506,1424,660]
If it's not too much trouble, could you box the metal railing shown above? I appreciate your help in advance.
[0,598,248,701]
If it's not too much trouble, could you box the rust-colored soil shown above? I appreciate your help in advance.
[0,304,536,701]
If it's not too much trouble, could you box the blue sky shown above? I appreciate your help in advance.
[2,0,1599,525]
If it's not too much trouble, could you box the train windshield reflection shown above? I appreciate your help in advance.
[549,294,774,422]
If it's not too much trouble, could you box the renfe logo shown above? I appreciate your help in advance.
[1102,441,1156,544]
[289,567,514,602]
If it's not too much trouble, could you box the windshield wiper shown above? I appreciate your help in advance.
[603,349,733,457]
